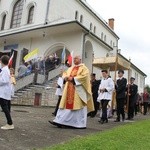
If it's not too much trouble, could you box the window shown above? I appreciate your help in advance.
[113,42,115,47]
[110,40,112,47]
[140,76,143,88]
[11,0,24,28]
[130,69,132,78]
[94,26,96,33]
[1,14,6,30]
[104,35,107,42]
[80,15,83,23]
[90,23,93,31]
[75,11,79,20]
[101,32,104,40]
[27,6,34,24]
[135,73,138,85]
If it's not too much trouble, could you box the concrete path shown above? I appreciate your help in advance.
[0,106,149,150]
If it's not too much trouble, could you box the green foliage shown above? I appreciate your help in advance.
[145,85,150,93]
[43,120,150,150]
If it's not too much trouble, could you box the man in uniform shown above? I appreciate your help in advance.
[126,77,138,120]
[115,70,127,122]
[88,73,101,117]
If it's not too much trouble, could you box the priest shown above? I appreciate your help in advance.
[49,55,94,129]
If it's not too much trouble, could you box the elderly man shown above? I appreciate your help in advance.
[49,55,94,129]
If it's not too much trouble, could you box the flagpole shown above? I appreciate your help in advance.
[61,46,66,69]
[111,48,118,113]
[126,58,131,113]
[64,46,65,69]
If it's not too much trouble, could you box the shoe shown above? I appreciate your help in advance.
[114,119,120,122]
[105,119,108,123]
[90,115,95,118]
[1,124,14,130]
[98,119,105,124]
[48,121,62,128]
[100,120,104,124]
[52,112,56,116]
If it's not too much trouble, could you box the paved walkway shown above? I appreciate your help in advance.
[0,106,149,150]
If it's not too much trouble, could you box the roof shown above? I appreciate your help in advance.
[93,53,147,77]
[118,53,147,77]
[93,55,130,71]
[78,0,119,39]
[0,20,113,50]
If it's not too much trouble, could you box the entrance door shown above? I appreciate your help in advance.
[34,93,42,106]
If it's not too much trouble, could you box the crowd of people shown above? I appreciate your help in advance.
[0,54,149,130]
[17,55,61,80]
[50,55,150,129]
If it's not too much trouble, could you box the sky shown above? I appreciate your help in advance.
[86,0,150,84]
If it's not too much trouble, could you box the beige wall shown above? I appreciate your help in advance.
[0,0,118,53]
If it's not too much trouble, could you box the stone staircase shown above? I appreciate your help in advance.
[11,66,62,107]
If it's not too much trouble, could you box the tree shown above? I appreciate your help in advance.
[145,85,150,93]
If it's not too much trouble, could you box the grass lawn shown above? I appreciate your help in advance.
[43,119,150,150]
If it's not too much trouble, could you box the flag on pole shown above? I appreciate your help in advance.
[24,48,39,63]
[61,47,66,64]
[8,51,14,68]
[67,51,74,66]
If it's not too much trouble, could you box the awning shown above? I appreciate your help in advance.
[93,55,130,71]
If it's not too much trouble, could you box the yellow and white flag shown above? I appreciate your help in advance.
[24,48,39,62]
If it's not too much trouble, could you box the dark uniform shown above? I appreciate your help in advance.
[115,77,127,121]
[126,81,138,120]
[88,79,101,117]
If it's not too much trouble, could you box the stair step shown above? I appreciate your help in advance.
[20,90,27,93]
[28,87,35,89]
[25,89,32,91]
[45,86,53,90]
[15,93,23,96]
[12,95,18,98]
[34,85,45,88]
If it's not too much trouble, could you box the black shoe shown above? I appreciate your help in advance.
[105,119,108,123]
[114,119,120,122]
[87,113,91,117]
[48,121,62,128]
[101,120,104,124]
[98,119,104,124]
[90,115,95,118]
[52,112,56,116]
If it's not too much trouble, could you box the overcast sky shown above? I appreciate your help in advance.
[87,0,150,84]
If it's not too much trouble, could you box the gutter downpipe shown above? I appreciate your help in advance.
[44,0,51,24]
